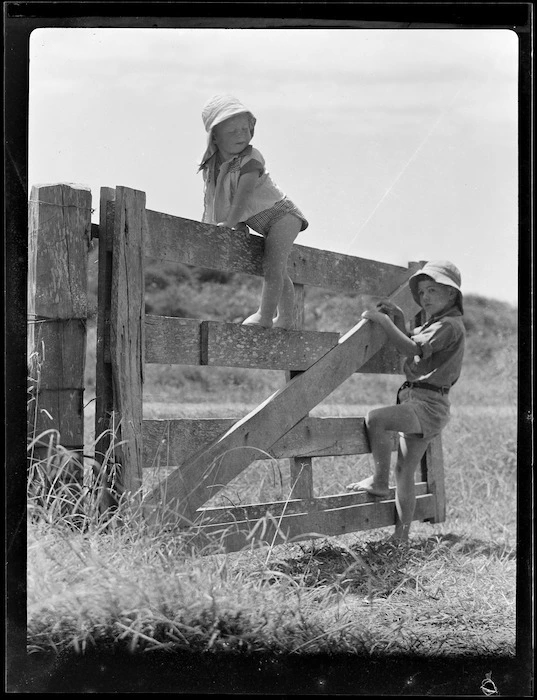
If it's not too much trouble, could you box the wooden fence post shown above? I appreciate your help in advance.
[108,186,146,500]
[94,187,117,510]
[27,183,91,510]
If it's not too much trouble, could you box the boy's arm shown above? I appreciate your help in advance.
[361,309,420,357]
[376,301,408,335]
[220,171,259,229]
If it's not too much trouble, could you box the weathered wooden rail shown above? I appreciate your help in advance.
[27,183,446,551]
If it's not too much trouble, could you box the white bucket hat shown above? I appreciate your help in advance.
[409,260,463,313]
[199,94,256,168]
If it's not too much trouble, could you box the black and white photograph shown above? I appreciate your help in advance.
[5,3,532,696]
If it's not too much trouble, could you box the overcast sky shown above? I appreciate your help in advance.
[28,28,518,304]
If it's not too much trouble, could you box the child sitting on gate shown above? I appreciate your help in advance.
[198,94,308,330]
[347,260,466,543]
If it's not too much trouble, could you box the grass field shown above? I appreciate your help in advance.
[22,295,528,695]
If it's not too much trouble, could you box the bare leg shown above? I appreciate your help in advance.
[242,214,301,329]
[347,404,422,497]
[392,435,429,542]
[273,274,296,329]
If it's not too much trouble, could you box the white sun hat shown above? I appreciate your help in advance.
[199,94,256,168]
[409,260,464,313]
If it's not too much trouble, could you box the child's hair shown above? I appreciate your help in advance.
[408,260,463,312]
[199,94,256,171]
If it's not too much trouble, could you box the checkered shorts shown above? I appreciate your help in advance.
[245,198,308,237]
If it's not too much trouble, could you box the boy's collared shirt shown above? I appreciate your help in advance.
[403,306,466,388]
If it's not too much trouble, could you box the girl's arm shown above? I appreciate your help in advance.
[220,171,259,229]
[361,309,421,357]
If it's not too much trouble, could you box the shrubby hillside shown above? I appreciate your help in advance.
[86,247,518,406]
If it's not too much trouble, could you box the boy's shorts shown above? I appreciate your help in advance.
[396,384,451,441]
[245,197,309,237]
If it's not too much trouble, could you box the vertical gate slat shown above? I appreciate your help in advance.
[94,187,116,507]
[109,186,146,497]
[288,284,314,499]
[422,435,446,523]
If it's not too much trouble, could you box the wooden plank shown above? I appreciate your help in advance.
[201,320,339,371]
[144,210,410,295]
[142,415,397,468]
[197,483,430,524]
[272,416,387,458]
[359,344,402,374]
[32,388,85,446]
[143,418,235,468]
[190,494,435,552]
[287,285,313,499]
[28,184,91,454]
[28,183,91,320]
[289,245,411,297]
[144,314,404,374]
[94,188,116,510]
[110,186,146,496]
[422,434,446,523]
[145,315,201,365]
[31,319,86,390]
[289,458,314,500]
[144,270,420,522]
[145,210,263,274]
[147,315,403,374]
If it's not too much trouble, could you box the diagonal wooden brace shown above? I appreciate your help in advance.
[145,272,419,523]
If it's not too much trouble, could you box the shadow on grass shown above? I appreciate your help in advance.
[267,532,515,599]
[430,532,516,560]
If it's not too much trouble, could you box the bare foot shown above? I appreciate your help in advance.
[390,523,411,543]
[242,312,272,328]
[346,476,390,498]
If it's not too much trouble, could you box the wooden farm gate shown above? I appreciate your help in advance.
[94,185,446,551]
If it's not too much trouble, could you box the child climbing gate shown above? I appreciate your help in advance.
[199,94,308,330]
[91,184,447,551]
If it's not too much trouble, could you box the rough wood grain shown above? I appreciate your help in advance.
[94,188,118,511]
[95,188,115,459]
[144,273,419,522]
[28,183,91,320]
[200,321,339,371]
[32,388,85,445]
[186,494,435,552]
[359,344,402,374]
[30,319,86,390]
[28,184,91,450]
[422,434,446,523]
[142,416,398,467]
[197,483,430,524]
[145,315,201,365]
[110,186,146,496]
[145,315,403,374]
[287,285,313,499]
[144,210,411,295]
